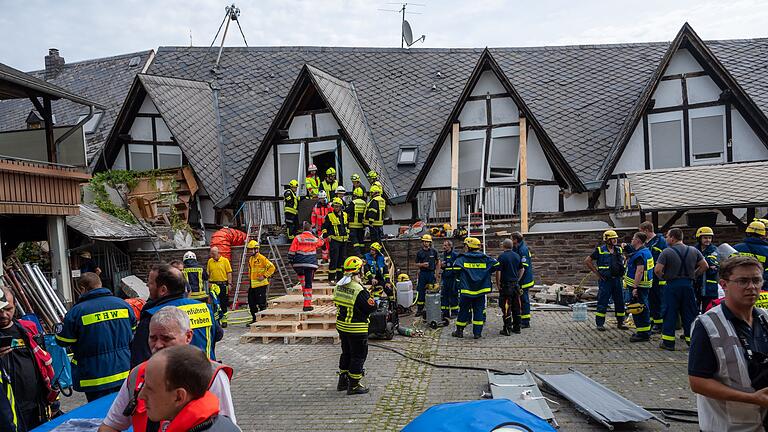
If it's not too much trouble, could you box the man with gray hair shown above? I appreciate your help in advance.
[495,239,525,335]
[99,307,235,432]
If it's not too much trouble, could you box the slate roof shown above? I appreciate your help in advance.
[626,161,768,211]
[0,62,105,107]
[305,65,393,195]
[137,74,229,205]
[67,204,152,240]
[0,51,153,163]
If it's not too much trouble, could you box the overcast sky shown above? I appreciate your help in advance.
[2,0,768,71]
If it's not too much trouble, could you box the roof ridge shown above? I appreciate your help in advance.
[24,50,153,73]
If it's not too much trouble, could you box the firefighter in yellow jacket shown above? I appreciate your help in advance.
[247,240,276,325]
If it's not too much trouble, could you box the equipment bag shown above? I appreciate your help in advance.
[44,334,73,390]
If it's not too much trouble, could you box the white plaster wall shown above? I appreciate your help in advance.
[562,192,589,212]
[664,49,703,76]
[388,203,413,221]
[732,108,768,161]
[613,125,644,174]
[422,136,452,189]
[340,141,368,189]
[470,70,506,96]
[687,75,721,104]
[315,113,339,136]
[531,185,559,212]
[200,197,216,225]
[138,95,159,114]
[288,115,313,139]
[248,147,276,196]
[458,100,486,126]
[652,80,683,108]
[113,147,127,170]
[526,131,555,181]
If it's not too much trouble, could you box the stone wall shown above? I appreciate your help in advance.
[383,225,745,286]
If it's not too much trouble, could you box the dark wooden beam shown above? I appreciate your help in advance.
[647,100,724,115]
[277,134,341,144]
[295,108,330,116]
[747,207,756,222]
[587,190,601,210]
[659,210,686,232]
[725,104,733,162]
[459,121,520,132]
[652,211,659,230]
[660,71,708,81]
[466,93,509,101]
[42,97,56,163]
[719,208,746,230]
[639,210,647,222]
[642,115,650,169]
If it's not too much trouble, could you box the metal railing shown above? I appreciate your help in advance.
[417,185,518,224]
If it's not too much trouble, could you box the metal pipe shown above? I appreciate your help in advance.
[55,104,94,148]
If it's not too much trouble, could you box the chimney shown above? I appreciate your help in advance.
[44,48,65,79]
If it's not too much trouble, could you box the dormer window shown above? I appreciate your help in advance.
[77,111,104,134]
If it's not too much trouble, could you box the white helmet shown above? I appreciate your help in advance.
[335,186,346,194]
[317,190,327,199]
[308,164,317,172]
[183,251,196,261]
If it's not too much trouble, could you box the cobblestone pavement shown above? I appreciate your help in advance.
[61,307,699,431]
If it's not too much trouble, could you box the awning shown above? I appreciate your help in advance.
[67,204,152,241]
[626,161,768,211]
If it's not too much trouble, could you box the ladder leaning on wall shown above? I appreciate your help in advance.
[266,235,294,293]
[231,202,264,310]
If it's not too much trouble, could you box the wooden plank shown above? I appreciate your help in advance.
[450,122,459,229]
[519,116,529,233]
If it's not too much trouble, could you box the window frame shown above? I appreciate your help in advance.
[688,106,726,166]
[127,143,155,171]
[397,147,418,166]
[648,111,685,170]
[486,125,521,183]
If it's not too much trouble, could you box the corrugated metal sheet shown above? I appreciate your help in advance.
[487,370,556,425]
[67,204,152,240]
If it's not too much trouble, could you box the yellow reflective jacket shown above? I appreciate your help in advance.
[249,253,276,288]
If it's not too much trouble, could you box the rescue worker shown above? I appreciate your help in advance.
[495,239,525,336]
[346,188,367,256]
[585,230,627,331]
[206,246,232,328]
[0,362,17,432]
[287,222,325,312]
[623,232,654,342]
[364,242,392,299]
[365,185,386,244]
[350,173,366,198]
[440,240,460,319]
[322,198,349,283]
[284,179,299,240]
[99,307,236,432]
[694,227,720,314]
[366,170,380,190]
[335,185,347,204]
[734,220,768,291]
[182,251,209,302]
[131,264,221,367]
[654,228,709,351]
[451,237,500,339]
[305,164,320,197]
[415,234,440,318]
[511,232,535,328]
[310,190,332,262]
[56,273,135,402]
[247,240,276,324]
[321,167,339,199]
[333,256,377,395]
[640,221,668,331]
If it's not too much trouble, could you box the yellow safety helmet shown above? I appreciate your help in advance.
[247,240,259,249]
[442,223,451,231]
[326,167,336,176]
[288,179,298,188]
[370,242,383,252]
[464,237,481,249]
[757,218,768,229]
[351,173,361,181]
[626,302,645,315]
[421,234,432,242]
[367,170,378,179]
[603,230,619,241]
[370,185,382,195]
[746,220,767,236]
[353,187,364,198]
[331,197,344,207]
[695,226,714,238]
[343,256,364,273]
[397,273,410,282]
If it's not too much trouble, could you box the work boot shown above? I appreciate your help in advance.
[473,333,482,339]
[629,333,650,342]
[511,325,521,334]
[499,318,512,336]
[451,327,464,338]
[347,378,369,395]
[617,320,629,330]
[303,306,314,312]
[221,322,228,329]
[416,306,425,319]
[521,322,530,329]
[596,325,606,332]
[651,324,662,333]
[336,372,349,391]
[659,341,675,351]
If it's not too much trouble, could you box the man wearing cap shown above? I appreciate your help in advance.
[346,187,368,257]
[585,230,627,331]
[79,251,101,276]
[365,185,386,244]
[415,234,440,318]
[322,167,339,199]
[451,237,500,339]
[284,179,300,240]
[288,222,325,312]
[734,220,768,291]
[322,198,350,283]
[305,164,320,198]
[350,173,366,199]
[247,240,276,324]
[694,227,720,314]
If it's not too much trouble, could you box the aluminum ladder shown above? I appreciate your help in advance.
[266,235,294,293]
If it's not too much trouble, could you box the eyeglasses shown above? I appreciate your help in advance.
[725,278,764,288]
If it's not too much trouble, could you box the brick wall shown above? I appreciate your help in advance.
[383,225,745,286]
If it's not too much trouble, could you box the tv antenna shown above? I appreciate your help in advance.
[378,3,426,48]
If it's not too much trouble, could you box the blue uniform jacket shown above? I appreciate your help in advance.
[441,250,459,281]
[624,246,654,289]
[646,233,668,261]
[363,252,389,282]
[56,288,135,392]
[497,249,524,283]
[513,241,535,289]
[130,295,222,367]
[733,237,768,290]
[695,243,720,297]
[454,251,500,297]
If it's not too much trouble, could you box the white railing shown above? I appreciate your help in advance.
[418,186,518,223]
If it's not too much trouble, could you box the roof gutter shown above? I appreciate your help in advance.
[55,104,94,148]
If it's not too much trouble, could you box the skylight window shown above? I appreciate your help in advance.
[398,147,418,165]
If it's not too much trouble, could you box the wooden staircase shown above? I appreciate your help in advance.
[240,266,340,344]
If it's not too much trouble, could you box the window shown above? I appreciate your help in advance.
[157,146,182,168]
[397,147,417,165]
[487,135,519,182]
[278,144,301,186]
[458,138,484,189]
[155,118,173,141]
[690,110,725,164]
[76,111,103,134]
[650,117,683,169]
[128,144,154,171]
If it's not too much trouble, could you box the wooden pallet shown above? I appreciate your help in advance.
[249,320,300,333]
[270,294,334,309]
[240,329,340,344]
[300,318,336,331]
[286,286,335,296]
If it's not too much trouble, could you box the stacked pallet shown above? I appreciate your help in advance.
[240,268,340,344]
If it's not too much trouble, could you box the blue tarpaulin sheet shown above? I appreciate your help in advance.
[402,399,556,432]
[32,393,132,432]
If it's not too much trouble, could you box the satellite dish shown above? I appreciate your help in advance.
[402,20,414,47]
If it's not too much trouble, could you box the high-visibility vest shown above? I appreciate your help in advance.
[595,245,623,279]
[321,179,338,198]
[284,189,298,215]
[183,267,207,300]
[305,176,320,196]
[348,198,367,229]
[323,212,349,241]
[333,281,369,334]
[365,196,386,227]
[623,246,654,288]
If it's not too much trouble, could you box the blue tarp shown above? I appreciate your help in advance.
[32,393,132,432]
[402,399,556,432]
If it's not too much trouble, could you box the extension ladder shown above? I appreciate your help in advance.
[266,235,294,293]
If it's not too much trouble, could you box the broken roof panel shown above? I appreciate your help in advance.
[67,204,152,241]
[137,74,229,205]
[627,161,768,211]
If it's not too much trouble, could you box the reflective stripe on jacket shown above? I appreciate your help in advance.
[347,198,367,229]
[696,243,720,298]
[733,237,768,290]
[623,246,654,289]
[311,203,332,232]
[365,196,386,227]
[144,299,218,360]
[454,251,500,297]
[305,176,320,196]
[249,253,275,287]
[321,180,338,198]
[288,231,324,269]
[283,189,298,214]
[182,261,208,301]
[595,244,624,279]
[333,280,375,334]
[513,241,535,289]
[322,211,349,241]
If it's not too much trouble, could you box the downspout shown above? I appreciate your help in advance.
[55,105,94,148]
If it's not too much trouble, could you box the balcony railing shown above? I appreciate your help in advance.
[418,185,518,224]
